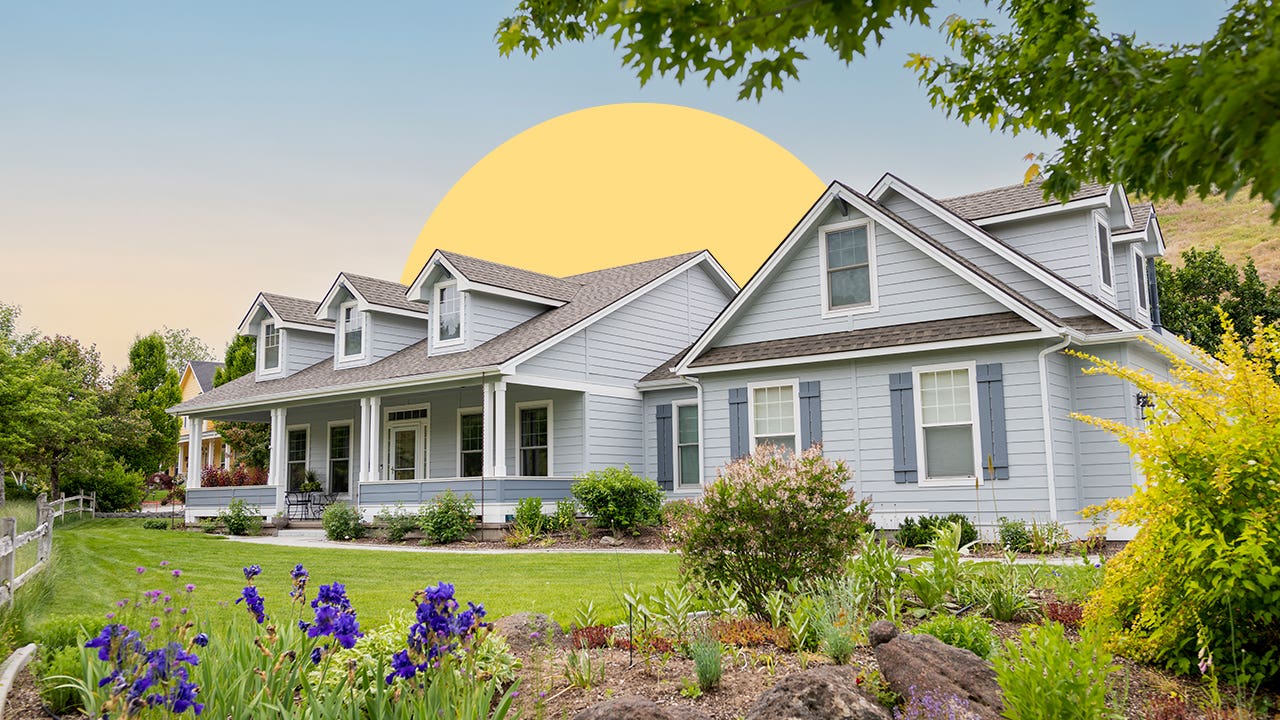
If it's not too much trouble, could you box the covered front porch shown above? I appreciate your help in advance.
[183,376,586,524]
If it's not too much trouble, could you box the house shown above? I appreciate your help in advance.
[173,360,233,479]
[171,174,1197,536]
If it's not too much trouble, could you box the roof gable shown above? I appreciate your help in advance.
[317,272,429,320]
[236,292,333,336]
[406,250,580,307]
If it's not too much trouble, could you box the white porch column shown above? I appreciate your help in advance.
[269,408,288,514]
[186,416,203,490]
[482,381,495,477]
[358,398,371,484]
[368,396,382,482]
[493,380,508,477]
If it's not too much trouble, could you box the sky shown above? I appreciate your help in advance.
[0,1,1227,371]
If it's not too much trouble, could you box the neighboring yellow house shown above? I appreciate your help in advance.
[174,361,234,479]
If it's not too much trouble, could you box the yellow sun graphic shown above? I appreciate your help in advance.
[402,103,824,287]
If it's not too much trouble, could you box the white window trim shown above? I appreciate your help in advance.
[671,399,702,488]
[383,402,430,481]
[285,424,310,489]
[911,361,983,488]
[1132,246,1149,312]
[746,379,801,453]
[818,218,879,318]
[337,300,367,362]
[1094,211,1115,297]
[433,280,465,349]
[258,320,284,377]
[456,406,484,478]
[515,400,553,477]
[327,421,352,495]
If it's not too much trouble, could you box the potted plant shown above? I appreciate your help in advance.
[298,471,322,493]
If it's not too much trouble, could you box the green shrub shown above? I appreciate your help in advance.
[571,466,662,532]
[63,462,144,512]
[217,498,261,536]
[902,521,967,611]
[142,518,170,530]
[669,446,866,618]
[373,504,419,543]
[1027,519,1070,554]
[916,614,997,659]
[820,620,857,665]
[419,491,475,544]
[896,514,977,548]
[1076,323,1280,683]
[998,517,1030,552]
[995,622,1114,720]
[3,477,37,501]
[513,497,545,535]
[321,502,365,541]
[547,498,580,533]
[35,644,85,715]
[689,635,723,691]
[34,614,105,652]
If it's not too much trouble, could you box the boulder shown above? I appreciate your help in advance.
[490,612,566,654]
[745,665,892,720]
[600,535,624,547]
[870,626,1003,720]
[574,696,710,720]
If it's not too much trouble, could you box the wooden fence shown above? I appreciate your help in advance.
[0,492,95,606]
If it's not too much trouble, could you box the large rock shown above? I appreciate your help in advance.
[574,697,710,720]
[745,665,892,720]
[869,622,1002,720]
[490,612,566,654]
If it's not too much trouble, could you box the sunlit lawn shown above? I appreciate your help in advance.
[43,520,679,628]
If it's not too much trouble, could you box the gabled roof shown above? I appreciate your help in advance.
[238,292,334,335]
[340,273,429,315]
[1129,202,1153,231]
[185,361,224,393]
[940,180,1112,221]
[437,251,582,303]
[174,251,715,413]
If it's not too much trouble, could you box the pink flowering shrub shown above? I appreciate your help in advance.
[669,445,871,618]
[200,466,267,488]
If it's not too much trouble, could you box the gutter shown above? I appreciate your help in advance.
[1038,334,1072,522]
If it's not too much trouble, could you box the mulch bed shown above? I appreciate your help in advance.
[352,526,673,551]
[5,667,48,720]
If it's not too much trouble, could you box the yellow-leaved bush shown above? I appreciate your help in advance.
[1072,315,1280,684]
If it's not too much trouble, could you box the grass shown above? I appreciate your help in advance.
[1153,191,1280,283]
[39,520,679,629]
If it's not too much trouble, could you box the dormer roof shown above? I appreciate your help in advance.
[317,272,429,320]
[407,250,582,307]
[237,292,333,335]
[940,180,1113,221]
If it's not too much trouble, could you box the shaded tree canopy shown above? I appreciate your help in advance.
[1156,249,1280,353]
[161,326,214,377]
[498,0,1280,216]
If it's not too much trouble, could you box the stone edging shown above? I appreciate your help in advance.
[0,643,37,719]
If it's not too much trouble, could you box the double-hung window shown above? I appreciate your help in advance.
[328,423,351,494]
[674,401,700,486]
[339,301,364,359]
[821,220,876,313]
[286,426,309,491]
[750,383,798,453]
[1133,250,1149,311]
[262,321,281,372]
[518,403,551,476]
[458,410,483,477]
[1096,217,1113,292]
[914,364,981,485]
[434,281,462,346]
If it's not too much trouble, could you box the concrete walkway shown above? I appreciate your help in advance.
[227,530,1101,565]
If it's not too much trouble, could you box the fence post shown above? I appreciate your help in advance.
[90,492,97,518]
[58,492,65,525]
[35,494,51,564]
[0,517,14,606]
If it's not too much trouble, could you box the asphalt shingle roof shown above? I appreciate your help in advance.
[174,251,703,413]
[187,361,224,393]
[1128,202,1153,231]
[439,251,581,302]
[940,180,1112,221]
[260,293,333,329]
[343,273,429,314]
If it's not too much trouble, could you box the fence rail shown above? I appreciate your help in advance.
[0,492,95,606]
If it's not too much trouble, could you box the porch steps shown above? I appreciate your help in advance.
[281,520,324,530]
[275,528,326,541]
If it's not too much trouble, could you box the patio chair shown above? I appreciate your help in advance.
[285,492,310,520]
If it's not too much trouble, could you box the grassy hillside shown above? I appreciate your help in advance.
[1154,192,1280,282]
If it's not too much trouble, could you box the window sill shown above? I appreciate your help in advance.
[821,303,877,320]
[917,476,983,488]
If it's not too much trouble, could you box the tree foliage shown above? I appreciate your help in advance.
[212,335,270,469]
[116,333,183,473]
[497,0,1280,216]
[1074,318,1280,684]
[160,326,214,377]
[1156,248,1280,353]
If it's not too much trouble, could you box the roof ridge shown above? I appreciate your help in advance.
[563,250,703,281]
[261,291,321,305]
[340,271,410,288]
[437,250,582,285]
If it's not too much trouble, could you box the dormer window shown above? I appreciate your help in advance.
[1096,217,1113,292]
[338,301,364,360]
[820,219,877,315]
[261,321,281,372]
[434,281,462,346]
[1134,249,1149,311]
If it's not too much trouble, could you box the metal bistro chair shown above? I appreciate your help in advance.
[308,492,336,519]
[285,491,311,520]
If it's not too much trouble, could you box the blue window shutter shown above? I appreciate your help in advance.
[728,387,748,459]
[799,381,822,451]
[655,404,673,490]
[976,363,1009,481]
[889,373,917,483]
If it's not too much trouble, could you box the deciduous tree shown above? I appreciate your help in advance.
[212,335,270,470]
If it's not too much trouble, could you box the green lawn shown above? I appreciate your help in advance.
[41,520,679,629]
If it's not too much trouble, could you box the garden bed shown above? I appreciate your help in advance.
[351,524,671,551]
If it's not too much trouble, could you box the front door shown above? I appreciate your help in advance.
[387,424,422,481]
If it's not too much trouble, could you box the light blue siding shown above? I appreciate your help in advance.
[504,385,584,477]
[369,312,428,363]
[717,204,1008,347]
[284,329,333,376]
[470,293,544,347]
[982,210,1116,302]
[517,265,732,385]
[280,400,362,493]
[585,394,645,472]
[1069,345,1137,508]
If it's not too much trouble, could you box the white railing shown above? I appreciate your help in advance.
[0,492,95,606]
